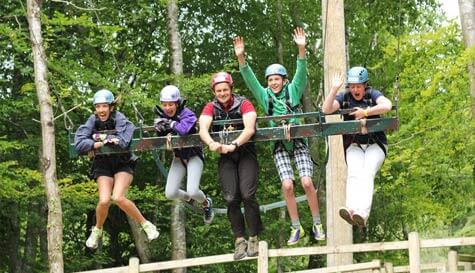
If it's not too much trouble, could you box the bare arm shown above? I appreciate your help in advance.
[322,72,345,113]
[199,114,222,152]
[221,111,257,154]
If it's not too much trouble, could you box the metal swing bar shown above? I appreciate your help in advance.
[68,109,399,158]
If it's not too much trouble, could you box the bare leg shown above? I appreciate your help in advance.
[282,179,299,221]
[112,172,146,224]
[301,176,320,217]
[95,176,113,228]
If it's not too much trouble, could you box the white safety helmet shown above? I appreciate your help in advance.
[160,85,181,102]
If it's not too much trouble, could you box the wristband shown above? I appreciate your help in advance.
[231,141,239,149]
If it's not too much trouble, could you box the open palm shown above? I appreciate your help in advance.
[293,27,306,46]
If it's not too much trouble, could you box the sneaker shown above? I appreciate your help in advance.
[233,238,248,260]
[287,225,305,245]
[312,223,326,241]
[339,207,354,226]
[203,197,215,225]
[142,220,159,241]
[247,236,259,257]
[353,213,366,229]
[86,226,103,249]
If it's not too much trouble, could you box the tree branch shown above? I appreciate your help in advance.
[51,0,106,11]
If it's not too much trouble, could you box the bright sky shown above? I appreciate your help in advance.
[439,0,460,22]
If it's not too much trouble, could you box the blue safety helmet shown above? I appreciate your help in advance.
[347,66,369,84]
[265,64,287,79]
[93,89,114,105]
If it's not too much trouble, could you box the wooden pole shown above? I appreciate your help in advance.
[128,257,140,273]
[408,232,421,273]
[322,0,352,266]
[258,241,269,273]
[447,250,458,272]
[384,262,394,273]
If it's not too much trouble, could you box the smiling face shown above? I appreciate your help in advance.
[161,101,178,117]
[213,82,233,106]
[267,75,285,94]
[94,103,113,121]
[349,83,368,101]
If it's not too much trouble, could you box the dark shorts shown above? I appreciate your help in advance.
[91,155,135,179]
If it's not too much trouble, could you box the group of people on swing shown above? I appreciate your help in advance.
[74,27,393,260]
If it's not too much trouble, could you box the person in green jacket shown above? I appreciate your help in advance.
[233,27,325,245]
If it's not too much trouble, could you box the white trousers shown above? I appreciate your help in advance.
[345,143,386,220]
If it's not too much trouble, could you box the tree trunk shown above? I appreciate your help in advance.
[7,201,21,273]
[458,0,475,118]
[22,201,40,273]
[127,215,154,265]
[167,1,186,272]
[322,0,353,267]
[26,1,64,272]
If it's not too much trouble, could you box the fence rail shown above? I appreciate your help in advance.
[74,232,475,273]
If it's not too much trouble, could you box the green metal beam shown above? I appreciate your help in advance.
[69,116,398,158]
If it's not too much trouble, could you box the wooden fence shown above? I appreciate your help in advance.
[75,232,475,273]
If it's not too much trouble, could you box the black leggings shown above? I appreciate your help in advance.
[218,144,263,238]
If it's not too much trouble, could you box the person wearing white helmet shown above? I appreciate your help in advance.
[322,67,392,230]
[74,89,159,249]
[154,85,214,225]
[234,27,325,245]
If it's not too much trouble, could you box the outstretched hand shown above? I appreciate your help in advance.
[233,36,245,57]
[331,72,345,91]
[293,27,306,47]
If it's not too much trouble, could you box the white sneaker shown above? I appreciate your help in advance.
[142,220,159,241]
[86,226,103,249]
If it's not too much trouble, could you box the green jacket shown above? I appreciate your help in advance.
[239,58,308,151]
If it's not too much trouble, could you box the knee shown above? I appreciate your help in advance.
[301,178,315,191]
[165,189,178,200]
[111,195,127,206]
[97,197,110,208]
[282,180,294,194]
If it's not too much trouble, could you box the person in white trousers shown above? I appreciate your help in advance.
[322,67,392,229]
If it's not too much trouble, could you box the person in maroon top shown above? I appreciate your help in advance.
[199,72,263,260]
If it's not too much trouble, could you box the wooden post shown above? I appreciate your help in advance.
[447,250,458,272]
[372,259,381,273]
[129,257,140,273]
[384,262,394,273]
[322,0,352,267]
[258,241,269,273]
[408,232,421,273]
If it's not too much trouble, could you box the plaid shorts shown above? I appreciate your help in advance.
[273,140,313,182]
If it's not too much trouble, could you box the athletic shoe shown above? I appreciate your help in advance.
[287,225,305,245]
[312,223,326,241]
[142,220,159,241]
[86,226,103,249]
[247,236,259,257]
[339,207,354,226]
[203,197,215,225]
[234,238,247,260]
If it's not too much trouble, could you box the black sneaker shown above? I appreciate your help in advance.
[203,197,214,225]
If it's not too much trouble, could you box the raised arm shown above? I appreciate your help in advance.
[322,72,345,114]
[293,27,306,59]
[233,36,246,66]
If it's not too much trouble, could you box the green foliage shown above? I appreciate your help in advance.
[0,0,473,272]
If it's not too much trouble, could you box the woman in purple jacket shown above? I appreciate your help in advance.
[154,85,214,224]
[74,89,159,249]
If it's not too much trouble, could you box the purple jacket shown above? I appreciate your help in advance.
[155,106,203,161]
[74,111,134,155]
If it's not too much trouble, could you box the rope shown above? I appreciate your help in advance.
[283,123,292,141]
[165,133,173,150]
[359,118,368,134]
